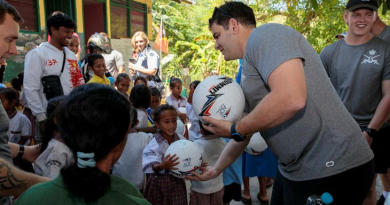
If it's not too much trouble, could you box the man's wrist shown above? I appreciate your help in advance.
[365,127,379,138]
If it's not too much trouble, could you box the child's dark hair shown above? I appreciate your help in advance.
[58,84,131,203]
[10,71,23,91]
[152,104,177,122]
[190,80,200,90]
[0,88,19,106]
[134,76,148,86]
[150,87,161,99]
[169,76,182,88]
[115,73,130,85]
[130,84,151,110]
[47,13,76,36]
[130,107,138,128]
[41,96,65,153]
[87,54,104,68]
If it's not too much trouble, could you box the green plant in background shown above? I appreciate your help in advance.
[152,0,390,84]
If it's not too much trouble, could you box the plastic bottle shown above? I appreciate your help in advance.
[306,192,333,205]
[385,194,390,205]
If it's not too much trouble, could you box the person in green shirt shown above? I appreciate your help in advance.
[15,83,150,205]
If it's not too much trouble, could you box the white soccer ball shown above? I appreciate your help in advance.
[192,75,245,123]
[165,140,203,178]
[175,118,185,136]
[245,132,268,156]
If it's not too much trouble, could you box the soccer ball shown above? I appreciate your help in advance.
[165,140,203,178]
[175,118,185,136]
[192,75,245,123]
[245,132,268,156]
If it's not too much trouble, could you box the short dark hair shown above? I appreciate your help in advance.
[87,53,104,68]
[134,76,148,86]
[130,107,138,128]
[41,96,65,153]
[59,84,131,203]
[209,2,256,30]
[169,76,182,89]
[0,87,19,105]
[115,73,130,85]
[150,87,161,99]
[0,0,23,25]
[190,80,201,90]
[130,84,151,110]
[152,104,177,123]
[47,13,76,36]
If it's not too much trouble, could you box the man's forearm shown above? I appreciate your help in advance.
[0,158,48,196]
[368,95,390,130]
[214,137,249,174]
[118,65,125,73]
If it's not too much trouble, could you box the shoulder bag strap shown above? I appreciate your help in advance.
[59,50,66,77]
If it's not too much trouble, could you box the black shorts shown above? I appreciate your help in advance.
[371,126,390,174]
[271,159,375,205]
[223,182,242,204]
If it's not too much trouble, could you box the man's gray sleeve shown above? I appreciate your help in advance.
[383,45,390,81]
[246,24,305,85]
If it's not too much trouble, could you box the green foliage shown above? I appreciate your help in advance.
[153,0,390,84]
[152,0,239,83]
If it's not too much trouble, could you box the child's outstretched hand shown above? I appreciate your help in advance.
[160,154,179,170]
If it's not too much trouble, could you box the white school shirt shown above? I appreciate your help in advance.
[33,138,74,179]
[165,94,187,109]
[186,103,202,141]
[8,111,31,144]
[142,133,184,174]
[112,131,154,190]
[191,137,226,194]
[136,109,149,129]
[24,43,85,122]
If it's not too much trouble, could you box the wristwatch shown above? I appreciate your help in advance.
[231,123,246,142]
[365,127,379,138]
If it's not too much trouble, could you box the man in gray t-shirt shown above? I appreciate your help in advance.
[320,1,390,204]
[187,2,374,205]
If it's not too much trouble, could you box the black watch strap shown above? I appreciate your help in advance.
[15,145,24,161]
[365,127,379,138]
[231,123,246,142]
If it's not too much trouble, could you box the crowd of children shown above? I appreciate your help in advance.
[2,39,248,204]
[0,10,249,205]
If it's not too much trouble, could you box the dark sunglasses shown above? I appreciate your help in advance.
[214,7,234,19]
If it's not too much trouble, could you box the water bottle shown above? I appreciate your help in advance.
[306,192,333,205]
[385,194,390,205]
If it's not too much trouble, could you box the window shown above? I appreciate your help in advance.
[111,5,129,39]
[45,0,75,22]
[110,0,147,39]
[7,0,38,32]
[130,1,146,35]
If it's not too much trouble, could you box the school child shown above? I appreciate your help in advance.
[33,96,73,179]
[186,80,202,141]
[222,138,243,205]
[190,123,226,205]
[0,88,32,145]
[115,73,130,97]
[68,34,80,57]
[130,84,151,129]
[166,77,187,122]
[134,76,148,87]
[146,87,162,126]
[112,107,153,193]
[11,71,36,138]
[142,104,187,205]
[86,54,110,86]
